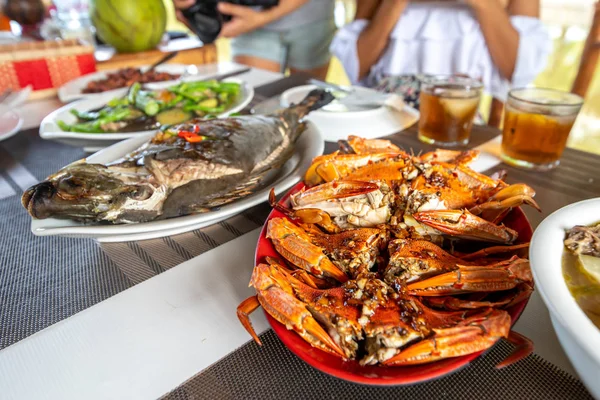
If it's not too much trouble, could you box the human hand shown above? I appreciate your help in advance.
[172,0,196,29]
[172,0,195,10]
[217,2,268,38]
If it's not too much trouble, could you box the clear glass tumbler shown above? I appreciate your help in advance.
[501,88,583,171]
[52,0,95,45]
[418,76,482,147]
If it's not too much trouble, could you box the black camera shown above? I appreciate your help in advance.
[182,0,279,45]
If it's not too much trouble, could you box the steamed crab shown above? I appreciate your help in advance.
[237,136,538,368]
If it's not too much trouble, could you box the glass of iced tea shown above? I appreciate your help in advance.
[418,76,482,147]
[501,88,583,170]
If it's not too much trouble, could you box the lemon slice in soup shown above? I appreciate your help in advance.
[579,255,600,283]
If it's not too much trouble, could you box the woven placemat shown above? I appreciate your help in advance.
[0,144,270,349]
[162,330,592,400]
[0,77,296,350]
[0,129,271,350]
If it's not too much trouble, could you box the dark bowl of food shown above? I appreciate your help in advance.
[530,198,600,397]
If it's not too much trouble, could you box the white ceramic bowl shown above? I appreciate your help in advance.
[530,198,600,397]
[280,85,419,142]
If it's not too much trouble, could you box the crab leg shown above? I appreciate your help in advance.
[407,257,532,296]
[267,218,348,282]
[340,135,403,155]
[265,255,332,289]
[242,263,346,358]
[425,295,514,310]
[412,209,519,244]
[419,149,480,166]
[451,165,501,190]
[237,296,263,345]
[382,309,510,366]
[304,153,399,186]
[458,243,530,261]
[290,181,393,230]
[269,189,342,233]
[291,180,380,207]
[423,284,534,310]
[496,330,534,369]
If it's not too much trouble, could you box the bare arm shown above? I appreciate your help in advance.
[356,0,409,80]
[467,0,540,81]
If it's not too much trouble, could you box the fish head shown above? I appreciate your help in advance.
[22,163,165,223]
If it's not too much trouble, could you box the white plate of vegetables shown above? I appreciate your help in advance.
[40,78,254,151]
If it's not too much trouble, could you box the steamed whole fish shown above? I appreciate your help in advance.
[22,89,334,223]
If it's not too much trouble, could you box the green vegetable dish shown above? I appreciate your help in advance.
[58,80,242,133]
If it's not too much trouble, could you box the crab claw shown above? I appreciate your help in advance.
[269,189,343,233]
[407,257,532,296]
[291,180,380,207]
[491,183,536,201]
[470,195,541,216]
[287,280,363,359]
[304,153,399,186]
[472,183,541,223]
[243,263,346,358]
[267,218,348,282]
[413,209,519,244]
[382,309,510,366]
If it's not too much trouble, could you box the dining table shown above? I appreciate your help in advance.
[0,62,598,399]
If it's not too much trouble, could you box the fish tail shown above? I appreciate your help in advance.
[278,89,334,141]
[292,89,335,118]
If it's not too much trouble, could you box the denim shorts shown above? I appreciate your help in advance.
[230,18,336,70]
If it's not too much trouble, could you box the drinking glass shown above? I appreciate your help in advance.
[51,0,95,45]
[501,88,583,171]
[418,76,482,147]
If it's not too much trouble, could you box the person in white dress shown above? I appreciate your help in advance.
[330,0,552,103]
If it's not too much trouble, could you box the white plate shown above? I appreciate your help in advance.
[58,64,191,103]
[42,78,254,150]
[529,198,600,398]
[0,110,23,142]
[280,85,420,142]
[30,122,323,241]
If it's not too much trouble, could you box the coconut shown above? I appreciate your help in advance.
[90,0,166,53]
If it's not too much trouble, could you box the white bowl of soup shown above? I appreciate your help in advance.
[530,198,600,397]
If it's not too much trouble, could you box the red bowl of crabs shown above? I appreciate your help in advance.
[253,181,533,386]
